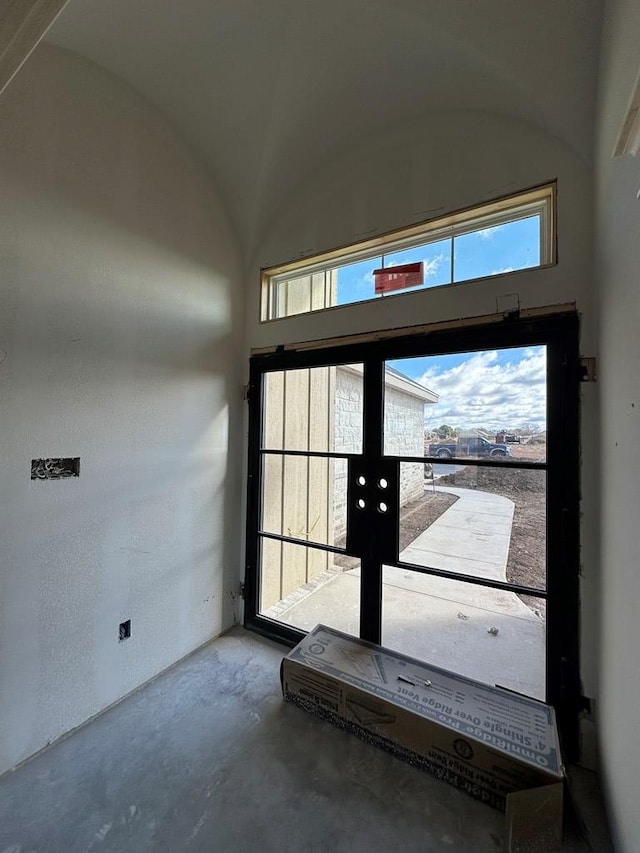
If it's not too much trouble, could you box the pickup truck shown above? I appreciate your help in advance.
[428,436,511,458]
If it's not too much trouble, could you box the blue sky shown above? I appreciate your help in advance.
[335,215,540,306]
[388,346,547,431]
[330,214,545,430]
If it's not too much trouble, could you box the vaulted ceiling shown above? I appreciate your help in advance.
[45,0,603,254]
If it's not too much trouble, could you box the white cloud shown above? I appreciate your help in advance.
[350,270,374,293]
[424,253,445,278]
[387,253,445,279]
[420,347,547,430]
[491,266,514,275]
[476,224,504,240]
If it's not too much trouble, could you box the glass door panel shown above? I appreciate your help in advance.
[381,566,546,700]
[399,463,547,592]
[261,455,348,550]
[380,345,548,697]
[384,346,547,463]
[257,362,364,636]
[259,539,360,637]
[263,364,364,454]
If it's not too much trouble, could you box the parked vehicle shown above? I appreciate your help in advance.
[495,432,521,444]
[428,436,511,458]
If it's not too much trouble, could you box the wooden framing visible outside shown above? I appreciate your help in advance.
[251,302,576,356]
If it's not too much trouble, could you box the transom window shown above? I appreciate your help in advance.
[261,184,555,322]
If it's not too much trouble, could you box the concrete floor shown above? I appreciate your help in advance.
[0,629,593,853]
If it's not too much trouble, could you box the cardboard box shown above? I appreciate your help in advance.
[281,624,564,852]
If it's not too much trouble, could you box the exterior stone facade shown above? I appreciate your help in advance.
[260,362,436,609]
[333,365,431,539]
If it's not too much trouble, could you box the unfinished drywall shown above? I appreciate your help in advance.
[0,44,243,775]
[244,110,599,760]
[595,2,640,849]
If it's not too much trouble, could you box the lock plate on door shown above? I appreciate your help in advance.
[346,458,399,563]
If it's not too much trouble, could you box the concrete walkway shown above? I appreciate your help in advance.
[264,487,546,699]
[400,486,514,580]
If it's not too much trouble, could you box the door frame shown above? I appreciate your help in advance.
[244,312,580,756]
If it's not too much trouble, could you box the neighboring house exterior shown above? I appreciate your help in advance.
[261,360,437,609]
[333,364,437,539]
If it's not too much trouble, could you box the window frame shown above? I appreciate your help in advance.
[260,182,556,323]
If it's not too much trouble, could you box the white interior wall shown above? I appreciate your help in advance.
[595,2,640,850]
[248,112,595,345]
[0,16,608,808]
[0,44,243,775]
[244,110,599,756]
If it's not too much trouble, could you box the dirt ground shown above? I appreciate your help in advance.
[333,491,457,571]
[398,491,458,551]
[507,441,547,463]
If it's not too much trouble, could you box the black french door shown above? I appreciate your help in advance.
[244,313,580,755]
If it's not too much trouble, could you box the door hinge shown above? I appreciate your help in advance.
[240,581,246,599]
[579,357,597,382]
[243,383,251,401]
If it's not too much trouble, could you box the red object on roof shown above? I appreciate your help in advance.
[373,261,424,294]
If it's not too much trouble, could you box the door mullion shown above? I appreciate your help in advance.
[360,359,384,644]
